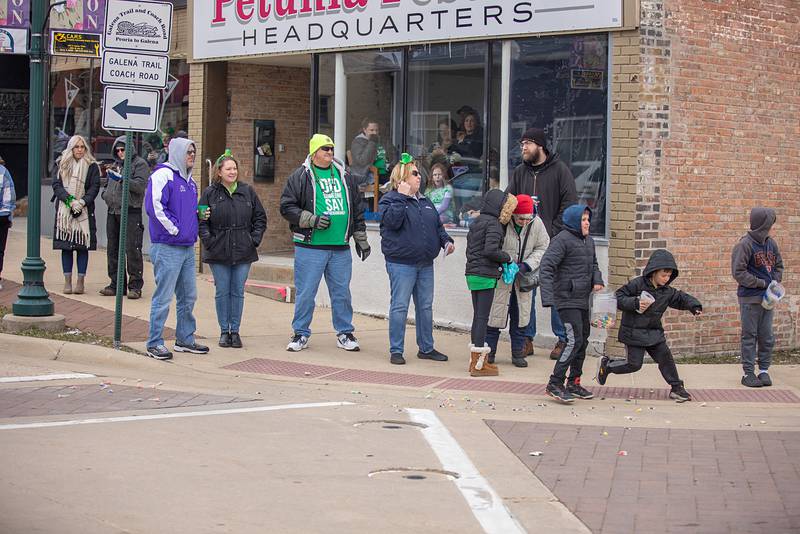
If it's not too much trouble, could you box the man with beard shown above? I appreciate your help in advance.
[506,128,577,361]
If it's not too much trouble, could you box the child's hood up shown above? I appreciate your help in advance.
[643,249,679,285]
[480,189,517,224]
[748,207,776,245]
[562,204,591,235]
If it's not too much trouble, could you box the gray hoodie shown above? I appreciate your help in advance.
[101,135,149,213]
[731,207,784,304]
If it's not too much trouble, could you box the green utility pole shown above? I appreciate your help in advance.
[14,0,54,316]
[113,132,133,348]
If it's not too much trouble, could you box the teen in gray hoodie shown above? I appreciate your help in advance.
[731,207,784,387]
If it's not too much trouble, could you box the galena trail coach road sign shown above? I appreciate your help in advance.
[102,86,161,132]
[101,50,169,89]
[104,0,173,54]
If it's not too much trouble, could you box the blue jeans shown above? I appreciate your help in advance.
[524,287,567,342]
[386,261,435,355]
[292,246,354,338]
[486,288,526,356]
[147,243,197,347]
[209,262,251,334]
[62,249,89,275]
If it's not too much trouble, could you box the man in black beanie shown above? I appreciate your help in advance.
[506,127,578,361]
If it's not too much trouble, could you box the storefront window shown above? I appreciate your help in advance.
[508,34,609,235]
[408,42,488,228]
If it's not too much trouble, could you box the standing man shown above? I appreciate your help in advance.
[99,136,148,299]
[506,128,578,360]
[0,155,16,290]
[143,137,209,361]
[350,118,389,191]
[280,134,370,353]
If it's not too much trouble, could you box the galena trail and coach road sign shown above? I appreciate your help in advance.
[101,50,169,89]
[101,0,173,134]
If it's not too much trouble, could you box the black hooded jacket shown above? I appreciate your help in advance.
[465,189,514,279]
[539,204,604,310]
[506,151,577,237]
[616,249,702,347]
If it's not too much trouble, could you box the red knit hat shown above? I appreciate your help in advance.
[513,194,534,214]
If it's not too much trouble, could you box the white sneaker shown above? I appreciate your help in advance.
[336,333,360,352]
[286,334,309,352]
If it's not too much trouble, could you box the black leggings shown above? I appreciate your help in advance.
[608,341,682,387]
[470,288,495,347]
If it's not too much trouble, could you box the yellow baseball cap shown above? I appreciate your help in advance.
[309,134,334,155]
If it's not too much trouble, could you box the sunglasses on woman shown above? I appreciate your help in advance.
[410,170,419,177]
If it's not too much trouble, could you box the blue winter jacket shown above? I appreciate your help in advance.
[144,138,198,247]
[379,190,453,265]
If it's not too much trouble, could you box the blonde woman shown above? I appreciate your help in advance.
[52,135,100,294]
[379,153,454,365]
[198,150,267,348]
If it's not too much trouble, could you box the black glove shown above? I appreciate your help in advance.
[314,214,331,230]
[355,241,371,261]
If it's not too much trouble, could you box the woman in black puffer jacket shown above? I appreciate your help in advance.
[464,188,516,376]
[198,150,267,349]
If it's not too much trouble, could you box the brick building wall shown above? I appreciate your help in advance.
[636,0,800,354]
[226,62,311,253]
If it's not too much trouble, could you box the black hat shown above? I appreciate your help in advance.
[457,105,477,115]
[520,128,547,148]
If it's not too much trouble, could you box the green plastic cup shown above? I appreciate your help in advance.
[198,204,209,219]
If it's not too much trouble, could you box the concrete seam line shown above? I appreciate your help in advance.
[406,408,526,534]
[0,373,97,383]
[0,401,355,431]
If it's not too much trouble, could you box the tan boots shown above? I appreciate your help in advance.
[469,344,499,377]
[74,274,85,294]
[64,274,85,294]
[63,274,73,294]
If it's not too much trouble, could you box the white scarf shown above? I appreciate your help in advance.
[55,158,91,246]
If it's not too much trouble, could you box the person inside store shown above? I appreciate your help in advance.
[349,118,390,213]
[426,162,454,225]
[452,110,484,160]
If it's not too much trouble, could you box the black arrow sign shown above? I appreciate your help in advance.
[112,99,151,120]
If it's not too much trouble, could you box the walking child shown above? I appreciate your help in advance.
[731,207,783,387]
[597,249,702,402]
[539,205,604,403]
[464,189,516,376]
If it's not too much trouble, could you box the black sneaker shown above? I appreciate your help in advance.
[230,332,243,348]
[487,351,496,364]
[597,356,610,385]
[546,383,574,404]
[174,341,210,354]
[219,332,232,348]
[741,373,763,388]
[390,353,406,365]
[417,349,448,362]
[512,356,528,368]
[146,344,173,361]
[758,372,772,387]
[669,386,692,403]
[567,378,594,399]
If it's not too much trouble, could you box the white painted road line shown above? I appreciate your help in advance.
[407,408,526,534]
[0,401,355,431]
[0,373,97,383]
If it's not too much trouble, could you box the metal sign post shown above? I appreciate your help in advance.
[103,0,173,347]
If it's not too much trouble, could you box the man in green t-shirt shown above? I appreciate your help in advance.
[279,134,370,353]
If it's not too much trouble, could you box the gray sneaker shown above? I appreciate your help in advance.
[174,341,210,354]
[758,372,772,387]
[146,344,173,361]
[741,373,763,388]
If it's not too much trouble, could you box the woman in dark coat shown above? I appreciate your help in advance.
[52,134,100,295]
[198,150,267,349]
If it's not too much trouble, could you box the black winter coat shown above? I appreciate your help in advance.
[52,162,101,251]
[279,156,365,246]
[539,204,604,310]
[101,136,148,213]
[198,182,267,265]
[616,249,702,347]
[465,189,514,279]
[506,152,577,237]
[379,191,452,265]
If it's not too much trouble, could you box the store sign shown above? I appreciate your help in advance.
[101,50,169,88]
[0,26,26,54]
[51,31,102,57]
[49,0,106,33]
[104,0,173,53]
[193,0,623,60]
[0,0,29,28]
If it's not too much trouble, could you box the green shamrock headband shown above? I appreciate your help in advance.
[399,152,413,165]
[216,148,233,165]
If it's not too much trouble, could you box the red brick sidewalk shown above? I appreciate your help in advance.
[0,280,175,342]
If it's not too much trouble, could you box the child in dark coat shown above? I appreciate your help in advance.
[539,204,604,403]
[597,249,702,402]
[464,189,516,377]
